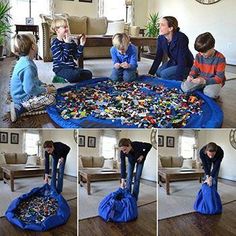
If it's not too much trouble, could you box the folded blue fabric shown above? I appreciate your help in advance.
[98,188,138,222]
[5,184,70,231]
[194,183,222,215]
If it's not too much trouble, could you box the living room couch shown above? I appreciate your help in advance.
[40,14,140,62]
[0,152,43,180]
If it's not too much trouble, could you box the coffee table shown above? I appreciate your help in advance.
[79,35,157,68]
[79,168,121,195]
[2,164,45,192]
[158,168,205,195]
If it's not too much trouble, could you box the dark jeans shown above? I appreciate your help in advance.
[56,67,92,83]
[51,157,66,194]
[126,161,144,201]
[110,68,137,82]
[156,62,190,81]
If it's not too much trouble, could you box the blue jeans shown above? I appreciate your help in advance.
[156,62,190,81]
[51,157,66,194]
[110,68,137,82]
[56,67,92,83]
[126,161,144,200]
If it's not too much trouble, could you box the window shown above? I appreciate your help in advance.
[180,136,196,159]
[101,136,117,159]
[99,0,126,21]
[24,131,40,155]
[10,0,50,25]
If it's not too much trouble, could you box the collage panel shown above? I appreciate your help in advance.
[158,129,236,235]
[0,128,77,235]
[78,129,157,236]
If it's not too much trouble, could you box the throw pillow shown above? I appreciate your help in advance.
[0,152,6,165]
[26,155,38,166]
[67,16,87,35]
[103,159,113,169]
[106,21,125,36]
[182,159,193,169]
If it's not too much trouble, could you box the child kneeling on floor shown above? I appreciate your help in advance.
[51,19,92,83]
[110,33,138,82]
[181,32,226,99]
[10,33,56,122]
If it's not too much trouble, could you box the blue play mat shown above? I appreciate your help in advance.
[47,76,223,128]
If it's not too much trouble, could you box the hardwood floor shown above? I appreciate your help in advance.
[79,202,157,236]
[159,179,236,236]
[1,57,236,128]
[159,201,236,236]
[0,198,77,236]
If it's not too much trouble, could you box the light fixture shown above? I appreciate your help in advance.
[25,0,34,25]
[125,0,133,23]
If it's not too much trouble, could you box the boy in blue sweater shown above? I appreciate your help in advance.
[51,19,92,83]
[10,34,56,122]
[110,33,138,82]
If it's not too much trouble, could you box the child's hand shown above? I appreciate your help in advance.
[64,33,71,43]
[187,76,193,82]
[46,86,56,94]
[114,63,120,69]
[79,34,86,46]
[120,62,130,69]
[193,77,206,84]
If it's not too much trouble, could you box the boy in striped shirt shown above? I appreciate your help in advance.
[181,32,226,99]
[51,19,92,83]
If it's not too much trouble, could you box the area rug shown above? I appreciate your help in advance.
[79,180,156,220]
[0,177,77,217]
[158,180,236,220]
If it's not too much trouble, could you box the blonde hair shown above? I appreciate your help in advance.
[13,33,36,56]
[50,18,69,33]
[112,33,130,51]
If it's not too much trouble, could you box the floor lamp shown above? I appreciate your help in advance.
[125,0,133,23]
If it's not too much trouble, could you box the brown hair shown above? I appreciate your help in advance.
[194,32,215,53]
[13,33,36,56]
[112,33,130,50]
[163,16,180,33]
[43,140,54,148]
[118,138,132,147]
[205,142,218,152]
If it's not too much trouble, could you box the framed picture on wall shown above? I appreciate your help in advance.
[11,133,19,144]
[88,136,96,148]
[78,135,85,147]
[0,132,8,143]
[79,0,92,3]
[166,136,175,148]
[158,135,164,147]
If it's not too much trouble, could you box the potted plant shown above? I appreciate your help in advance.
[0,1,11,60]
[145,12,160,54]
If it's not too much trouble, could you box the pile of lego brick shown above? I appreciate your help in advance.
[56,80,204,128]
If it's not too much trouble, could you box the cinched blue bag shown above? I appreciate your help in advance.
[194,183,222,214]
[5,184,70,231]
[98,188,138,222]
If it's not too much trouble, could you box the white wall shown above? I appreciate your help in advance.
[0,129,24,153]
[198,129,236,181]
[154,0,236,65]
[119,129,157,182]
[158,129,180,156]
[41,129,77,177]
[78,129,103,156]
[54,0,99,18]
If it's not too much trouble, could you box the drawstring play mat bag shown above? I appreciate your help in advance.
[5,184,70,231]
[98,188,138,222]
[194,183,222,214]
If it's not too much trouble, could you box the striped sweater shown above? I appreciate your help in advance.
[51,38,84,73]
[189,50,226,85]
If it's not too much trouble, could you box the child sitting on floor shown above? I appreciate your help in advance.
[181,32,226,99]
[10,33,56,122]
[110,33,138,82]
[50,19,92,83]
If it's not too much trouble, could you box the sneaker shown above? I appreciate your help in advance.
[10,102,25,122]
